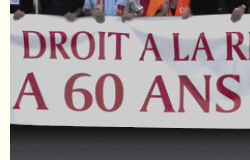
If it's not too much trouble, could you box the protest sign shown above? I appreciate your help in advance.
[10,15,250,128]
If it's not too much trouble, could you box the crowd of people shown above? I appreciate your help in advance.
[10,0,250,23]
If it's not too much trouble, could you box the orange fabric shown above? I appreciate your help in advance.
[168,0,190,16]
[146,0,190,17]
[146,0,166,16]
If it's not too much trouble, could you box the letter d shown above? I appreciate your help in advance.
[23,31,46,58]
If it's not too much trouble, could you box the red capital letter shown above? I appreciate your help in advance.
[216,75,241,113]
[173,33,189,61]
[140,76,174,112]
[108,32,130,60]
[139,33,162,61]
[226,32,247,60]
[179,75,211,113]
[23,31,46,59]
[71,31,95,60]
[191,32,214,61]
[13,73,48,110]
[49,31,70,59]
[98,32,106,60]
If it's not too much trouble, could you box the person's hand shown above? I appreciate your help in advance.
[64,12,77,21]
[91,9,105,23]
[231,5,246,23]
[122,12,134,22]
[13,9,25,20]
[182,10,192,19]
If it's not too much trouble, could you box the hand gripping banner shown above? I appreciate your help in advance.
[10,15,250,128]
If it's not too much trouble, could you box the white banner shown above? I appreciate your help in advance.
[10,14,250,128]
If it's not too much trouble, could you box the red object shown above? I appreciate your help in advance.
[140,0,150,16]
[117,4,125,16]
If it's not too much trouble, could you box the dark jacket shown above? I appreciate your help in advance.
[10,0,34,13]
[40,0,85,15]
[190,0,220,15]
[190,0,249,15]
[222,0,248,13]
